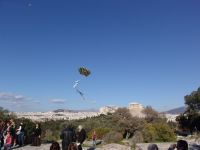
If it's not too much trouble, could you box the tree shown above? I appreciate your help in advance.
[185,87,200,112]
[112,108,144,134]
[142,122,176,142]
[176,114,190,130]
[0,106,11,120]
[142,106,159,122]
[176,87,200,133]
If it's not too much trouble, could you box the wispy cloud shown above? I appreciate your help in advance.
[0,92,43,112]
[50,99,65,104]
[0,92,27,103]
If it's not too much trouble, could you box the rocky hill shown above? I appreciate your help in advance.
[165,106,186,114]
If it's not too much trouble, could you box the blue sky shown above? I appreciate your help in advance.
[0,0,200,112]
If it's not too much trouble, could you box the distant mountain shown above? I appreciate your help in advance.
[165,106,186,114]
[53,108,99,113]
[53,109,74,113]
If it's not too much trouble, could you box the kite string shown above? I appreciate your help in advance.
[73,80,85,100]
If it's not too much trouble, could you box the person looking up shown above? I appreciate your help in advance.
[76,125,86,150]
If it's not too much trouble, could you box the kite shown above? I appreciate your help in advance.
[73,80,80,88]
[73,67,91,100]
[79,67,91,77]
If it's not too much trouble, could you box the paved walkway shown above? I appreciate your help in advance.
[136,142,200,150]
[5,143,131,150]
[6,142,200,150]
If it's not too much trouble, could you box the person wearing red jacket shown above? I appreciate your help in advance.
[92,131,97,148]
[4,132,12,150]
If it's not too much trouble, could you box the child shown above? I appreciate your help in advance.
[92,131,96,148]
[4,132,12,150]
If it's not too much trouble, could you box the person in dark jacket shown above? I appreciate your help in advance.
[76,125,86,150]
[60,125,76,150]
[32,124,42,146]
[0,121,6,148]
[16,123,25,147]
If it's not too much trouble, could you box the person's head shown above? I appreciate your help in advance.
[36,123,39,128]
[50,141,60,150]
[7,122,10,126]
[64,123,70,128]
[64,124,74,131]
[148,144,159,150]
[67,143,77,150]
[169,144,176,149]
[176,140,188,150]
[78,125,82,131]
[7,131,11,136]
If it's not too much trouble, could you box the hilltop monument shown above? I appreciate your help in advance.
[99,105,118,114]
[99,102,145,117]
[128,102,145,117]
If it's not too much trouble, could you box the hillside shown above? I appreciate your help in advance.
[165,106,186,114]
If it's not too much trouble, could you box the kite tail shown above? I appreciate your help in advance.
[76,88,85,100]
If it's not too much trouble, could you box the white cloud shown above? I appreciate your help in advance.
[50,99,65,104]
[0,92,43,111]
[0,92,26,103]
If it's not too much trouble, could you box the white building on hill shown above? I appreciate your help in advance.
[99,105,118,114]
[128,102,145,117]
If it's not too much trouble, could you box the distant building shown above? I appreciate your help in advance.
[15,111,99,122]
[164,113,179,122]
[128,102,143,110]
[99,105,118,114]
[128,102,145,117]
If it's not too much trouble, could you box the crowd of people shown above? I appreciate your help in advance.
[59,125,87,150]
[147,140,188,150]
[0,119,42,150]
[0,120,191,150]
[50,124,96,150]
[52,126,189,150]
[0,119,91,150]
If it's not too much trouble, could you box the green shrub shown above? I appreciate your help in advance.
[142,123,157,142]
[103,131,123,143]
[142,122,176,142]
[43,129,59,142]
[0,105,177,144]
[154,122,176,142]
